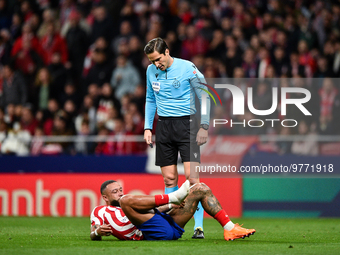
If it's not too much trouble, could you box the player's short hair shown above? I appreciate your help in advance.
[144,37,169,55]
[100,180,117,195]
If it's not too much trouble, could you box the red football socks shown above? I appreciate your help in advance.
[155,194,169,206]
[214,209,231,227]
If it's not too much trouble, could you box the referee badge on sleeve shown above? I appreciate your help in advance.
[152,82,160,94]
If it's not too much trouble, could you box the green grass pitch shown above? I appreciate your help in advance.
[0,217,339,255]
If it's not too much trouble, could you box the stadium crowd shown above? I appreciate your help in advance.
[0,0,339,156]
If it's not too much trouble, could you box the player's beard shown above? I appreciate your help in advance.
[110,200,120,207]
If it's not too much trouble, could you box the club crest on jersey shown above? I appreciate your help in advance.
[152,82,160,94]
[172,78,180,88]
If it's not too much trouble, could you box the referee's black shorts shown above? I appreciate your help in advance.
[155,115,200,167]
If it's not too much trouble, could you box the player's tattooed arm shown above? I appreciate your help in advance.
[91,224,112,240]
[90,224,102,241]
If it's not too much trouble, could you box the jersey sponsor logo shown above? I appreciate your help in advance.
[152,82,160,94]
[172,78,180,88]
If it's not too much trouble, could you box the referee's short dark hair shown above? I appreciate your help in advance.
[100,180,117,194]
[144,37,169,55]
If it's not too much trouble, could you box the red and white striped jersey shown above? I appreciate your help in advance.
[103,206,144,240]
[90,205,106,226]
[90,205,144,241]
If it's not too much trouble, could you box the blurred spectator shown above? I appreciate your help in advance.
[181,24,209,60]
[208,29,225,60]
[127,100,143,133]
[82,36,112,78]
[75,119,95,155]
[0,33,10,66]
[209,105,231,135]
[37,8,61,39]
[12,33,45,80]
[50,110,75,153]
[90,5,113,44]
[333,40,340,76]
[96,83,121,128]
[276,127,292,155]
[87,83,100,106]
[61,9,91,37]
[314,55,334,79]
[63,99,77,120]
[317,78,340,134]
[20,0,34,22]
[272,47,289,77]
[224,35,243,77]
[34,67,52,110]
[99,118,138,155]
[10,13,22,41]
[40,21,68,65]
[64,10,89,81]
[1,122,31,156]
[242,48,257,78]
[59,82,80,109]
[75,95,96,134]
[3,104,14,125]
[323,40,335,68]
[0,0,10,30]
[11,23,46,64]
[257,47,271,78]
[29,13,41,34]
[47,52,69,98]
[132,84,146,115]
[297,40,316,77]
[30,126,44,156]
[59,0,77,26]
[291,120,318,156]
[110,54,141,99]
[39,98,60,135]
[120,93,131,116]
[94,126,110,155]
[0,118,7,150]
[85,48,113,87]
[20,103,38,135]
[287,52,306,77]
[128,36,145,78]
[1,64,27,109]
[251,82,275,119]
[112,20,134,54]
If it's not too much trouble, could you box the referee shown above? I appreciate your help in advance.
[143,38,211,239]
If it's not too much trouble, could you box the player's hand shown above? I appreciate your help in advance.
[170,201,185,210]
[196,128,208,146]
[144,129,152,145]
[97,224,112,236]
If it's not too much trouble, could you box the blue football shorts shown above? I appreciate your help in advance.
[136,209,184,240]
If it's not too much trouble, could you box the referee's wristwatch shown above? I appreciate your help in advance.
[200,124,209,130]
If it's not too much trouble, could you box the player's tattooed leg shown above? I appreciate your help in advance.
[170,183,222,228]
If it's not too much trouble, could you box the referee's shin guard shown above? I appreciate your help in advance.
[194,202,204,230]
[164,185,179,194]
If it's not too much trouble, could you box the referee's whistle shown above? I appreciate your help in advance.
[149,143,153,148]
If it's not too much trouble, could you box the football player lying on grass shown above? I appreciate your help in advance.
[90,180,255,241]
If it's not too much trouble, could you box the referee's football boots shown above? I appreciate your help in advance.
[192,227,205,239]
